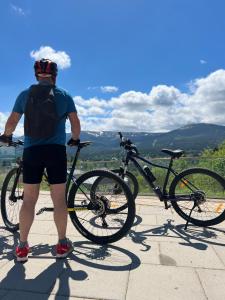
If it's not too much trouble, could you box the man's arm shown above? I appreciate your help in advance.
[3,112,22,136]
[68,112,81,140]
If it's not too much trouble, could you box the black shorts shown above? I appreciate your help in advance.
[22,144,67,184]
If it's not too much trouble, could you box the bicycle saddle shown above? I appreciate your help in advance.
[161,148,184,159]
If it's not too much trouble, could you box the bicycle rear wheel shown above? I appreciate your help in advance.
[169,168,225,227]
[1,167,23,231]
[68,170,135,244]
[90,169,138,213]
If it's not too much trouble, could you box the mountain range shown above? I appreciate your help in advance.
[1,123,225,160]
[69,123,225,159]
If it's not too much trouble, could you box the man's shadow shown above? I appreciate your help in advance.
[0,231,140,298]
[0,254,87,299]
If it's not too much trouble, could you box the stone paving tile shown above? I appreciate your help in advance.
[159,241,224,269]
[138,205,173,216]
[178,225,225,248]
[133,214,157,226]
[126,264,206,300]
[212,245,225,267]
[1,290,86,300]
[0,228,19,268]
[2,193,225,299]
[135,196,160,206]
[113,239,160,265]
[196,268,225,300]
[133,224,182,243]
[48,220,83,237]
[156,214,185,225]
[0,259,66,294]
[51,259,129,300]
[0,289,8,298]
[30,220,56,235]
[34,215,54,221]
[133,220,225,248]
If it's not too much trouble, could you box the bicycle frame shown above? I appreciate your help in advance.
[121,149,180,208]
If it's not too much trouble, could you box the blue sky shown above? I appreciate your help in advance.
[1,0,225,134]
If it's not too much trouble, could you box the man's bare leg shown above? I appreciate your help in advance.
[19,183,40,243]
[50,183,67,240]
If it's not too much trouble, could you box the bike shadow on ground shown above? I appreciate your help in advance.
[0,227,141,298]
[128,216,225,251]
[0,227,141,272]
[70,240,141,271]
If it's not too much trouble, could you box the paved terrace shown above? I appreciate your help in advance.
[1,193,225,300]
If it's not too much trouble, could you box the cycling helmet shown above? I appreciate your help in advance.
[34,58,58,79]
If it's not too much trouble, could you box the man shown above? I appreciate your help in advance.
[0,58,81,262]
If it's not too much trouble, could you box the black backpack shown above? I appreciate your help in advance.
[24,84,60,139]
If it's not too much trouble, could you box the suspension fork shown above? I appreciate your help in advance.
[118,153,130,178]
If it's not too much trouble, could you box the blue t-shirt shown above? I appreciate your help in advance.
[13,83,77,148]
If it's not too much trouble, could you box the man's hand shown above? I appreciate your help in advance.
[0,134,13,146]
[67,138,80,146]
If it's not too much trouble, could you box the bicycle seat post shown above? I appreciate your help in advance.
[162,157,174,209]
[66,146,81,197]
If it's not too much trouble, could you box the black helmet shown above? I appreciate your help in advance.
[34,58,58,78]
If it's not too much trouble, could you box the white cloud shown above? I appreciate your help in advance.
[149,85,186,107]
[2,69,225,135]
[100,86,119,93]
[73,69,225,132]
[109,91,150,111]
[74,96,108,109]
[87,86,99,90]
[0,112,9,133]
[30,46,71,69]
[10,4,27,16]
[0,112,24,136]
[189,69,225,125]
[200,59,207,64]
[87,86,119,93]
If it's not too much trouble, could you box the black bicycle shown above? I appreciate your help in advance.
[93,132,225,229]
[0,140,135,244]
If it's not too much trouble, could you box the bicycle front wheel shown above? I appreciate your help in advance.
[1,167,23,231]
[169,168,225,227]
[68,170,135,244]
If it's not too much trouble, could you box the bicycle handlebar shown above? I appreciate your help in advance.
[0,139,24,147]
[117,132,139,155]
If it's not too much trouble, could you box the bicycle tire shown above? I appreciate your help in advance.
[68,169,135,244]
[169,168,225,227]
[1,167,23,232]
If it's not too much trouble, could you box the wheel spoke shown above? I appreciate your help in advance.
[171,168,225,226]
